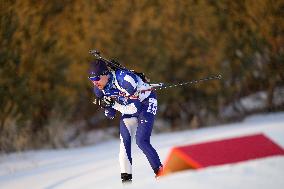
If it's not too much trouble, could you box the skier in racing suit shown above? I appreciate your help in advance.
[89,60,163,183]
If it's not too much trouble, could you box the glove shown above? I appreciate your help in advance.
[100,96,115,108]
[104,108,116,119]
[93,96,115,108]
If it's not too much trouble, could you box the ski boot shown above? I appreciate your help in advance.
[121,173,132,184]
[154,165,164,179]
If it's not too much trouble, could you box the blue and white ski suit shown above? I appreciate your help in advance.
[93,69,162,174]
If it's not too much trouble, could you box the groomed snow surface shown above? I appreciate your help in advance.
[1,112,284,189]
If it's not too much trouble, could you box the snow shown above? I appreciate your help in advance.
[0,112,284,189]
[221,87,284,118]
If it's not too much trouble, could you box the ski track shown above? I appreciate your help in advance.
[0,150,114,181]
[0,112,284,189]
[44,161,111,189]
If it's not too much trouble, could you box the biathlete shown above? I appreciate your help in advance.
[89,60,163,183]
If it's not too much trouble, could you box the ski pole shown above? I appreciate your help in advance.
[141,74,222,92]
[93,75,222,107]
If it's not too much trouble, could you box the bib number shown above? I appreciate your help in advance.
[147,98,157,115]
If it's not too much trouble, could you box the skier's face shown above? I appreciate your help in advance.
[92,74,109,90]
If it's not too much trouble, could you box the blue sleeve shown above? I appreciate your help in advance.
[116,70,138,96]
[103,88,128,105]
[104,107,116,119]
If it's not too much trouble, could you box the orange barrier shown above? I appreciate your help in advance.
[162,133,284,176]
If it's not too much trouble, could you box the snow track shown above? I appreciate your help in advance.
[1,112,284,189]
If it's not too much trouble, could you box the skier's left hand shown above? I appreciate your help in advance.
[101,96,115,108]
[104,108,116,119]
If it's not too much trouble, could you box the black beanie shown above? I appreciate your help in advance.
[89,59,109,76]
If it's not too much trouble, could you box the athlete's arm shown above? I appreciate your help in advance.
[111,71,141,114]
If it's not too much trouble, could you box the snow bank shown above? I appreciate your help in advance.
[221,87,284,118]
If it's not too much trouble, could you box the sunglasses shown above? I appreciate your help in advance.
[88,75,101,81]
[88,70,109,81]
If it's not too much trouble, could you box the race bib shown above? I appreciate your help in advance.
[147,98,157,115]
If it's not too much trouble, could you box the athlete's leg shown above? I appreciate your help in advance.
[119,115,138,176]
[136,94,162,174]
